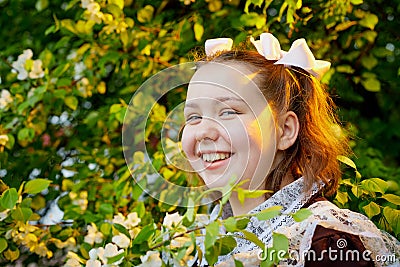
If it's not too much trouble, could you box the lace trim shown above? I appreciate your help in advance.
[215,179,400,267]
[217,177,321,263]
[276,201,400,266]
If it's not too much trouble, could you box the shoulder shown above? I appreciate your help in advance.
[305,224,374,267]
[301,198,400,266]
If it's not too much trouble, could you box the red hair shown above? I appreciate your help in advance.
[203,50,349,196]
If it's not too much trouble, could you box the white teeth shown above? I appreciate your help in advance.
[202,153,231,162]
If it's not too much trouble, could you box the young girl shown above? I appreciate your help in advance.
[181,33,399,266]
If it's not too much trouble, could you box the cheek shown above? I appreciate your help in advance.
[181,127,195,158]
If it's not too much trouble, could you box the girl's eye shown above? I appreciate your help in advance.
[185,115,202,123]
[220,110,240,117]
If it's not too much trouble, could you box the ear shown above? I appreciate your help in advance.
[277,111,299,150]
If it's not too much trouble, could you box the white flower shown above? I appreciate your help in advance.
[64,252,82,267]
[125,212,141,228]
[87,249,103,267]
[137,251,162,267]
[0,209,9,221]
[11,49,33,80]
[81,0,92,9]
[29,59,45,79]
[163,212,184,229]
[67,50,77,60]
[84,223,104,245]
[11,49,44,80]
[96,243,124,265]
[86,2,100,13]
[64,258,81,267]
[74,61,86,80]
[85,2,103,24]
[112,212,141,229]
[112,233,130,248]
[85,259,101,267]
[88,248,98,260]
[0,89,13,109]
[112,213,126,225]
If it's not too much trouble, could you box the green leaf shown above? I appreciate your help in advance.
[131,223,155,245]
[381,194,400,205]
[242,230,265,249]
[120,30,129,48]
[361,55,378,70]
[236,218,250,230]
[237,188,271,204]
[336,65,355,74]
[205,221,219,249]
[100,223,112,236]
[267,232,289,264]
[61,19,77,34]
[24,179,51,194]
[224,217,237,232]
[65,96,78,110]
[184,197,195,223]
[361,77,381,92]
[99,203,114,215]
[361,178,388,194]
[273,232,288,251]
[205,245,219,265]
[350,0,363,4]
[363,30,377,43]
[351,185,363,198]
[194,23,204,42]
[107,251,125,264]
[335,21,357,32]
[363,202,380,218]
[5,134,15,150]
[113,223,131,239]
[216,235,237,255]
[335,190,348,206]
[137,5,154,23]
[1,188,19,209]
[256,206,282,221]
[383,206,400,235]
[291,208,312,222]
[52,62,70,77]
[11,207,33,223]
[234,259,244,267]
[35,0,49,11]
[17,128,35,142]
[240,12,266,28]
[337,155,357,169]
[0,238,8,253]
[359,12,379,30]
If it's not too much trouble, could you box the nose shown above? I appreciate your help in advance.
[195,117,220,142]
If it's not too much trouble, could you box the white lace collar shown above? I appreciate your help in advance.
[217,177,321,263]
[249,176,320,216]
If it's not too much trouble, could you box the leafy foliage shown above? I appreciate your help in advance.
[0,0,398,265]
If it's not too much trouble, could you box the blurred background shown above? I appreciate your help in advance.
[0,0,399,265]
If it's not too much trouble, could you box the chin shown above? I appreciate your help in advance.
[202,175,238,190]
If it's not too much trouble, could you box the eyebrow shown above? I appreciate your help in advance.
[184,96,245,109]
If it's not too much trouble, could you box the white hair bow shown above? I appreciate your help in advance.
[204,33,330,79]
[250,33,331,79]
[204,38,233,57]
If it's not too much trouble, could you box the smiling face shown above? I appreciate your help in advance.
[181,62,277,190]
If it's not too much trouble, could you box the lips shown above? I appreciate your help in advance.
[195,151,234,171]
[201,152,232,163]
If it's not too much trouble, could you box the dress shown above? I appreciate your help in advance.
[215,177,400,267]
